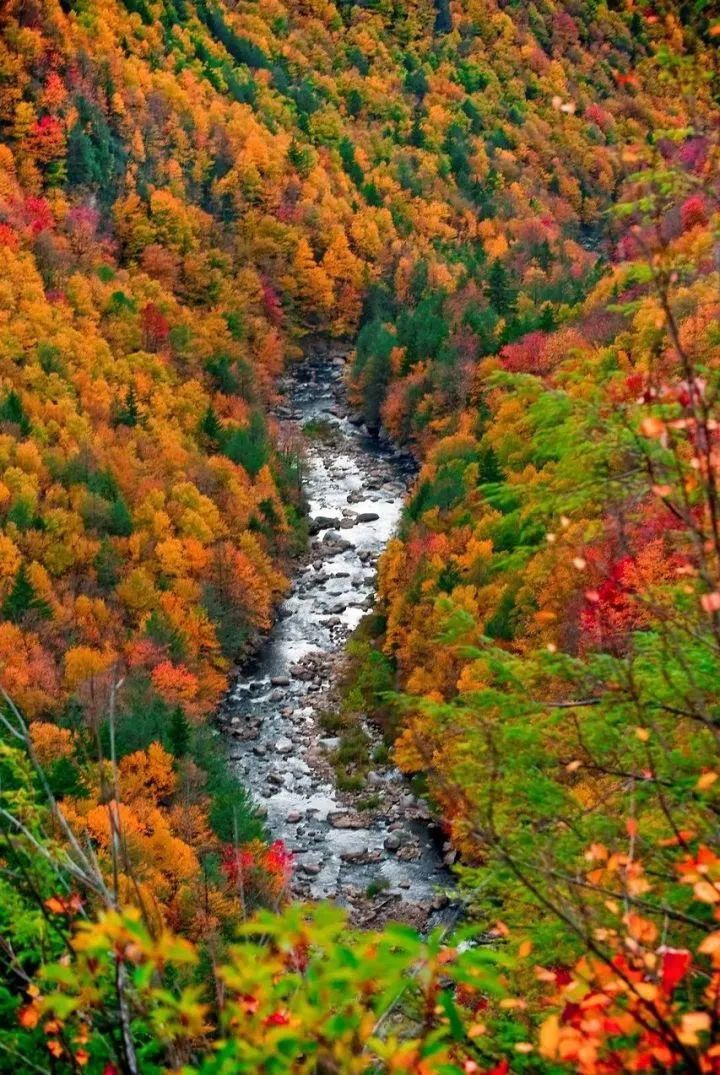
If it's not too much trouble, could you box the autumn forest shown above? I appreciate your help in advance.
[1,0,720,1070]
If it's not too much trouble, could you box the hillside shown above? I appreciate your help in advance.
[1,0,720,1072]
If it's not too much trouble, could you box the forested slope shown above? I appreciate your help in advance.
[1,0,720,1071]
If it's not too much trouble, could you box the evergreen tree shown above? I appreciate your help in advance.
[199,404,223,449]
[113,385,140,427]
[487,259,515,314]
[107,497,133,537]
[94,538,121,589]
[2,564,51,624]
[66,122,97,187]
[0,390,30,436]
[223,412,269,477]
[167,706,191,758]
[434,0,452,34]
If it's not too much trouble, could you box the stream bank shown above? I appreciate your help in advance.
[219,342,454,929]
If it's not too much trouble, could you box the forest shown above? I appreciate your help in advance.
[0,0,719,1070]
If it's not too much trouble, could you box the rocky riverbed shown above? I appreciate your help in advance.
[219,343,454,928]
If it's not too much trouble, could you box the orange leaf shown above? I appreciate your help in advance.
[18,1005,39,1029]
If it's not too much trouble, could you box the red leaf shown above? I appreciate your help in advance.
[486,1062,509,1075]
[660,948,692,993]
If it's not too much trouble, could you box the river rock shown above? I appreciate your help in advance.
[384,832,402,852]
[310,515,341,533]
[328,811,365,829]
[271,675,291,687]
[275,737,293,754]
[340,848,373,864]
[397,842,422,862]
[357,511,380,522]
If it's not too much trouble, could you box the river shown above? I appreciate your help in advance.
[220,343,452,927]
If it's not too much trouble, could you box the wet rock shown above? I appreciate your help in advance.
[300,860,323,876]
[340,848,374,864]
[328,811,365,829]
[357,511,380,523]
[286,810,304,823]
[384,832,402,852]
[397,842,422,862]
[310,515,341,534]
[275,737,293,754]
[269,688,285,702]
[338,518,356,529]
[271,675,291,687]
[253,744,267,757]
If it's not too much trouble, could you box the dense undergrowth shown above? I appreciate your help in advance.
[1,0,720,1071]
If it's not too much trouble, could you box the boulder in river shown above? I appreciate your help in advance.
[275,737,293,755]
[328,811,365,829]
[310,515,341,534]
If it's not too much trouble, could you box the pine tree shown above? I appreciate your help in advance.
[0,390,30,436]
[94,538,121,589]
[2,564,51,624]
[108,497,133,537]
[434,0,452,34]
[66,122,97,187]
[167,706,190,758]
[199,404,223,449]
[487,259,515,314]
[114,385,140,428]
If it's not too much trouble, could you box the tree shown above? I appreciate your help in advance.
[167,706,190,758]
[198,404,223,449]
[2,564,50,624]
[486,259,514,314]
[113,385,140,427]
[0,390,30,436]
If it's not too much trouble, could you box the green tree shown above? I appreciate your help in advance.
[486,259,515,314]
[0,390,30,436]
[167,706,190,758]
[2,564,51,624]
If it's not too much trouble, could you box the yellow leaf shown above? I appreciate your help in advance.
[539,1015,560,1058]
[694,880,720,904]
